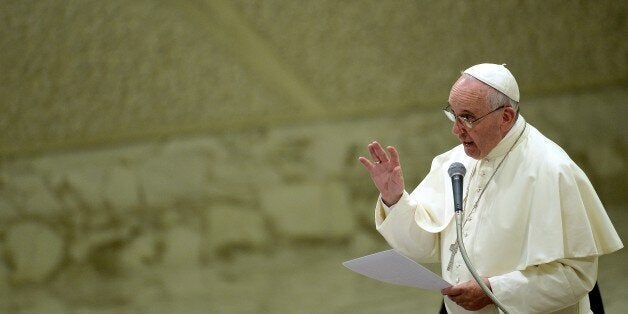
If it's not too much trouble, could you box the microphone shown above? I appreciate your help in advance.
[448,162,466,212]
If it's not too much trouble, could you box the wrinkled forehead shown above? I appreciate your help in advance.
[448,75,492,111]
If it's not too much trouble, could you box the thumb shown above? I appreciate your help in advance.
[442,285,462,296]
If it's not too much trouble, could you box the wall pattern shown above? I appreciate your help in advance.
[1,0,625,156]
[0,1,626,312]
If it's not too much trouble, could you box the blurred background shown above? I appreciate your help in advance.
[0,1,626,313]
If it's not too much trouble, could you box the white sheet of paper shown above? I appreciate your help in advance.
[343,249,451,290]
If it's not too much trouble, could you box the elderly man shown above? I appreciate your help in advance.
[359,63,623,313]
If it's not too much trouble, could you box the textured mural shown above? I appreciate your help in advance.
[0,1,626,313]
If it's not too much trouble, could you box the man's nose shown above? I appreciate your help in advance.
[452,119,465,135]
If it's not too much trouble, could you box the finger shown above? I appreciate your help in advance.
[387,146,400,164]
[447,295,463,309]
[358,156,375,170]
[371,141,390,163]
[448,295,461,304]
[442,285,463,296]
[368,143,380,162]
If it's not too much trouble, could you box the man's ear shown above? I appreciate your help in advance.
[501,107,517,130]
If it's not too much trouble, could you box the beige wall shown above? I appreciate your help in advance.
[0,1,626,312]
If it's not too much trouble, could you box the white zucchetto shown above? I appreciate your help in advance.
[463,63,520,102]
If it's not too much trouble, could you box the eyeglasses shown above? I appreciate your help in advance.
[442,104,506,129]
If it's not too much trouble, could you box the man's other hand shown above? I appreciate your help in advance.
[441,278,494,311]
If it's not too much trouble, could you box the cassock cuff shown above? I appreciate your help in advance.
[375,191,411,224]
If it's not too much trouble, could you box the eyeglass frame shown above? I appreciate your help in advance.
[442,104,508,129]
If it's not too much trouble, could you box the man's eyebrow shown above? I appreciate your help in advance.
[456,109,475,117]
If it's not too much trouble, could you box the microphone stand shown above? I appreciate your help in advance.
[455,211,510,313]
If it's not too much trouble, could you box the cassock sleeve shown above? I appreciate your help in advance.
[489,256,597,313]
[374,154,456,263]
[375,191,440,263]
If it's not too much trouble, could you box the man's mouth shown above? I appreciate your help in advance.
[462,140,474,147]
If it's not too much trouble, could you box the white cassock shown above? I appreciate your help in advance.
[375,116,623,313]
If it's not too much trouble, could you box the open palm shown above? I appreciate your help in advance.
[358,141,405,206]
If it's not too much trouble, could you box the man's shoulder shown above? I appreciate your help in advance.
[523,125,580,174]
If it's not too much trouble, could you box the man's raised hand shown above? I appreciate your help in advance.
[358,141,405,206]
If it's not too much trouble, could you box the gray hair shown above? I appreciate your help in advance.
[486,87,519,112]
[461,73,519,112]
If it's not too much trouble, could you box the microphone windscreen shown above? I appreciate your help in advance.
[448,162,466,178]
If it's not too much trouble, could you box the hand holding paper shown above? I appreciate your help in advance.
[343,249,451,291]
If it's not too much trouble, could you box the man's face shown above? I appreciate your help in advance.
[447,76,506,160]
